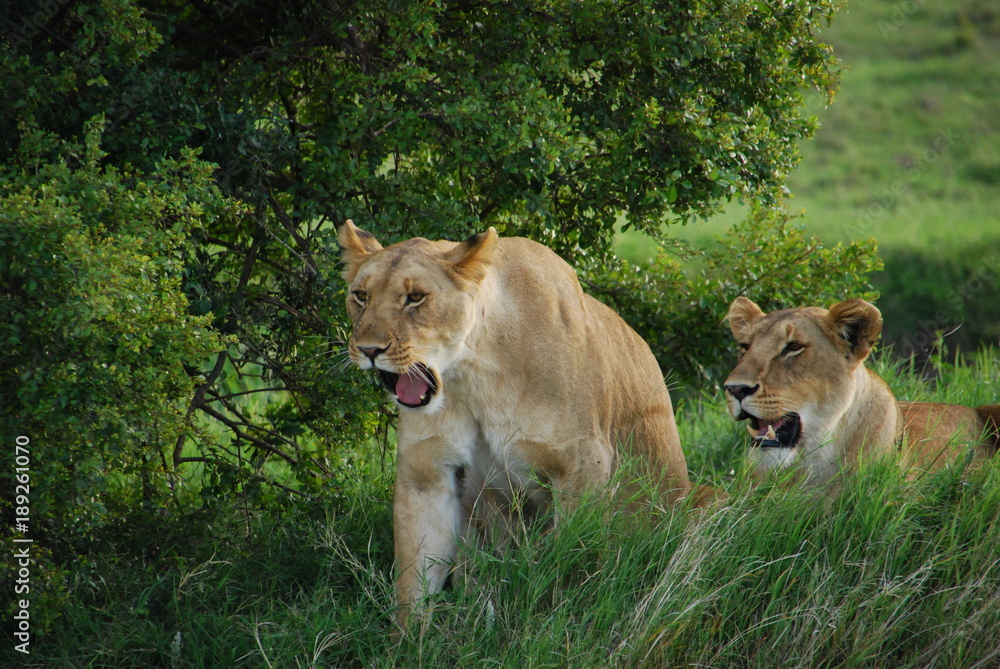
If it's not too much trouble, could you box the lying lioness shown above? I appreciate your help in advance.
[339,221,694,633]
[723,296,999,485]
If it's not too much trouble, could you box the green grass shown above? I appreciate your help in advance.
[617,0,1000,355]
[619,0,1000,255]
[9,347,1000,668]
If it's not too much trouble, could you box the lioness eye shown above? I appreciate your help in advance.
[782,341,804,355]
[405,292,426,307]
[351,291,367,307]
[738,342,750,353]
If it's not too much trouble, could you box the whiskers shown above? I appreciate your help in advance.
[331,348,358,374]
[776,397,806,417]
[404,360,436,388]
[300,335,356,378]
[748,392,806,420]
[300,336,439,385]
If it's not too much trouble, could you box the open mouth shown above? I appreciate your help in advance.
[745,413,802,449]
[377,363,438,408]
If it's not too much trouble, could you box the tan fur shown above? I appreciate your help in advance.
[723,297,997,485]
[338,221,692,633]
[898,402,999,470]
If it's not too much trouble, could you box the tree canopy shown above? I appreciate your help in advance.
[1,0,878,608]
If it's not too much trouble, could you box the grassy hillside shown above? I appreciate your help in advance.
[619,0,1000,357]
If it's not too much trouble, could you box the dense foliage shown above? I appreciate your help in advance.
[0,0,882,636]
[583,206,881,387]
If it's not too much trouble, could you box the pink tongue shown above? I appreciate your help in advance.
[395,372,430,405]
[757,417,786,439]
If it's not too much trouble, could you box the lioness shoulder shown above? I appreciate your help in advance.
[723,296,998,485]
[339,221,693,633]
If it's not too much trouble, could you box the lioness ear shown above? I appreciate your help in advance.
[726,296,765,340]
[827,298,883,361]
[338,220,383,282]
[445,227,498,283]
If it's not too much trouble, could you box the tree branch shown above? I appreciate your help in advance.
[198,403,299,467]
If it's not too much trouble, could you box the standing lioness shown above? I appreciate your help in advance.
[339,221,692,632]
[723,296,999,485]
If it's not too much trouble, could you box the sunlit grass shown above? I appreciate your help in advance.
[16,348,1000,668]
[617,0,1000,294]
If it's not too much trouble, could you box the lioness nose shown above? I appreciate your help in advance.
[725,383,760,401]
[357,345,388,363]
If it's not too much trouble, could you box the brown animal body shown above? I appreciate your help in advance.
[338,221,692,633]
[723,296,998,485]
[898,402,1000,471]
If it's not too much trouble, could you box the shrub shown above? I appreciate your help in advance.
[582,206,882,389]
[0,0,879,618]
[0,120,235,627]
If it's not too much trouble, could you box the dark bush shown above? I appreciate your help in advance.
[0,2,879,630]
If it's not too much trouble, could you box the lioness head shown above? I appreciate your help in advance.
[723,296,884,475]
[338,220,498,412]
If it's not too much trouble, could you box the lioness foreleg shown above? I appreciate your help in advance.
[392,457,462,634]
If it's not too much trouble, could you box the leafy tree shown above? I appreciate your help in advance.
[0,0,877,600]
[0,118,236,628]
[582,206,881,389]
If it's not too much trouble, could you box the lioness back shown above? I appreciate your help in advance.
[899,401,1000,469]
[495,237,683,472]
